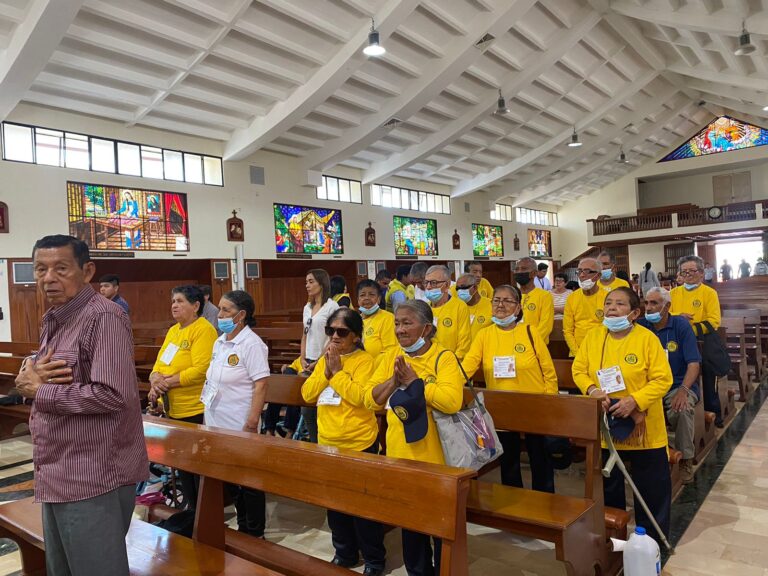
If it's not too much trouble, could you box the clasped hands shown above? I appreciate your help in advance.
[15,349,73,399]
[148,372,179,404]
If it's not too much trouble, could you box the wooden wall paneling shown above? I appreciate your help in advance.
[696,243,717,271]
[210,260,232,305]
[7,259,45,343]
[258,260,359,313]
[113,280,197,325]
[664,242,695,275]
[476,261,511,288]
[244,260,264,315]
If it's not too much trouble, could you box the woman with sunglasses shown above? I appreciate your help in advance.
[263,268,338,440]
[461,284,558,493]
[364,300,464,576]
[302,308,385,576]
[572,287,672,545]
[356,279,397,368]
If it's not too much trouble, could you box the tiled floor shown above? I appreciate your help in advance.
[1,388,767,575]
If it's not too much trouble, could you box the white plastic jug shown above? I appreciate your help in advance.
[624,527,661,575]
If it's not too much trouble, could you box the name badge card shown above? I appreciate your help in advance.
[597,365,626,394]
[317,386,342,406]
[160,343,179,365]
[200,379,219,407]
[493,356,516,378]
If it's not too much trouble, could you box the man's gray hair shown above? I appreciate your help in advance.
[597,251,614,262]
[579,256,599,269]
[517,256,537,267]
[646,286,670,305]
[677,254,704,271]
[409,261,429,278]
[426,265,451,280]
[457,273,477,286]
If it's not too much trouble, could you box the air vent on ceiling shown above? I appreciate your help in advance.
[384,117,402,129]
[475,33,495,50]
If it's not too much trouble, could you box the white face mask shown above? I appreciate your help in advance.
[579,278,596,291]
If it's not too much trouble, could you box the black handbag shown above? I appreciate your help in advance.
[695,321,731,377]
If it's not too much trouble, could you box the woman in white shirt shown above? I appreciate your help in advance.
[550,273,572,320]
[203,290,270,537]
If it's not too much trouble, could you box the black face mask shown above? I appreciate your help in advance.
[514,272,532,286]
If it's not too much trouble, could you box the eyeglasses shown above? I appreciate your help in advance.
[424,280,447,288]
[678,270,700,277]
[576,268,599,275]
[456,285,473,290]
[324,326,351,337]
[491,298,519,306]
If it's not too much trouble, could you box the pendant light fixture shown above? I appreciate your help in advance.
[493,89,510,115]
[567,127,582,147]
[735,21,756,56]
[363,18,385,56]
[618,147,629,164]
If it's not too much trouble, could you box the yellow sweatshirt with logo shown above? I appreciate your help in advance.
[467,296,493,339]
[572,324,672,450]
[670,283,721,333]
[462,323,557,394]
[430,295,471,359]
[152,316,217,419]
[362,309,398,368]
[600,276,630,293]
[563,288,608,357]
[364,343,464,465]
[520,287,554,344]
[301,348,378,451]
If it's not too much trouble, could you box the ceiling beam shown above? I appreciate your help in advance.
[510,101,694,206]
[607,1,761,35]
[0,0,84,121]
[667,63,768,92]
[298,0,538,172]
[223,0,419,161]
[360,8,602,184]
[486,86,685,202]
[451,69,659,197]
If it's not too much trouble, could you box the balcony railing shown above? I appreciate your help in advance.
[591,212,672,236]
[590,201,765,237]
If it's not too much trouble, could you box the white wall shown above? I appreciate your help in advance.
[639,162,768,209]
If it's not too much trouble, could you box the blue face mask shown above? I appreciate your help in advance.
[401,337,426,354]
[425,288,443,303]
[600,268,613,281]
[457,289,472,303]
[603,315,632,332]
[491,315,516,327]
[645,311,662,323]
[684,283,699,291]
[218,317,237,334]
[358,304,379,316]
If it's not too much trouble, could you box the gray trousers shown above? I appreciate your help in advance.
[663,386,696,460]
[42,484,135,576]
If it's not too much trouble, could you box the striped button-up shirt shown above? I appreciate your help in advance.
[30,286,148,502]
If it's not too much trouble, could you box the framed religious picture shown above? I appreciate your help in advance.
[365,222,376,246]
[452,229,460,250]
[0,202,7,233]
[227,210,244,242]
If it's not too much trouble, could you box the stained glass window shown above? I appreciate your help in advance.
[660,116,768,162]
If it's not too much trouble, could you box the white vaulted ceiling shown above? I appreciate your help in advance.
[0,0,766,205]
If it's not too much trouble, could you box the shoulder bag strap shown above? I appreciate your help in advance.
[526,324,545,381]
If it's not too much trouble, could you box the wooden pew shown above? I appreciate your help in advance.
[0,341,38,355]
[263,374,622,575]
[548,319,571,359]
[720,317,753,401]
[0,418,474,576]
[723,308,765,381]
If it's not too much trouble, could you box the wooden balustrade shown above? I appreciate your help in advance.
[590,212,672,236]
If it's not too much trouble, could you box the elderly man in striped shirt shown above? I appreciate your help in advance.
[15,234,148,576]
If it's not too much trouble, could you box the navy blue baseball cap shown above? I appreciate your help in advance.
[607,398,636,441]
[389,378,428,443]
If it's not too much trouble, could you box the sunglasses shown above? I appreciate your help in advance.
[304,317,312,335]
[324,326,351,337]
[456,285,473,290]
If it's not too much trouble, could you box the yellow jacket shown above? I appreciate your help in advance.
[600,276,630,293]
[431,295,471,359]
[462,323,557,394]
[302,349,378,451]
[332,293,354,310]
[467,296,493,339]
[563,288,608,356]
[520,287,554,344]
[670,283,721,333]
[363,309,398,368]
[364,343,464,465]
[385,278,408,312]
[152,317,217,419]
[572,325,672,450]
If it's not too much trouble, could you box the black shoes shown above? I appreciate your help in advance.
[331,556,358,568]
[363,567,385,576]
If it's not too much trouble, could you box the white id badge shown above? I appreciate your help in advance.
[470,314,476,325]
[597,365,626,394]
[317,386,342,406]
[200,379,218,407]
[160,343,179,365]
[432,316,439,327]
[493,356,516,378]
